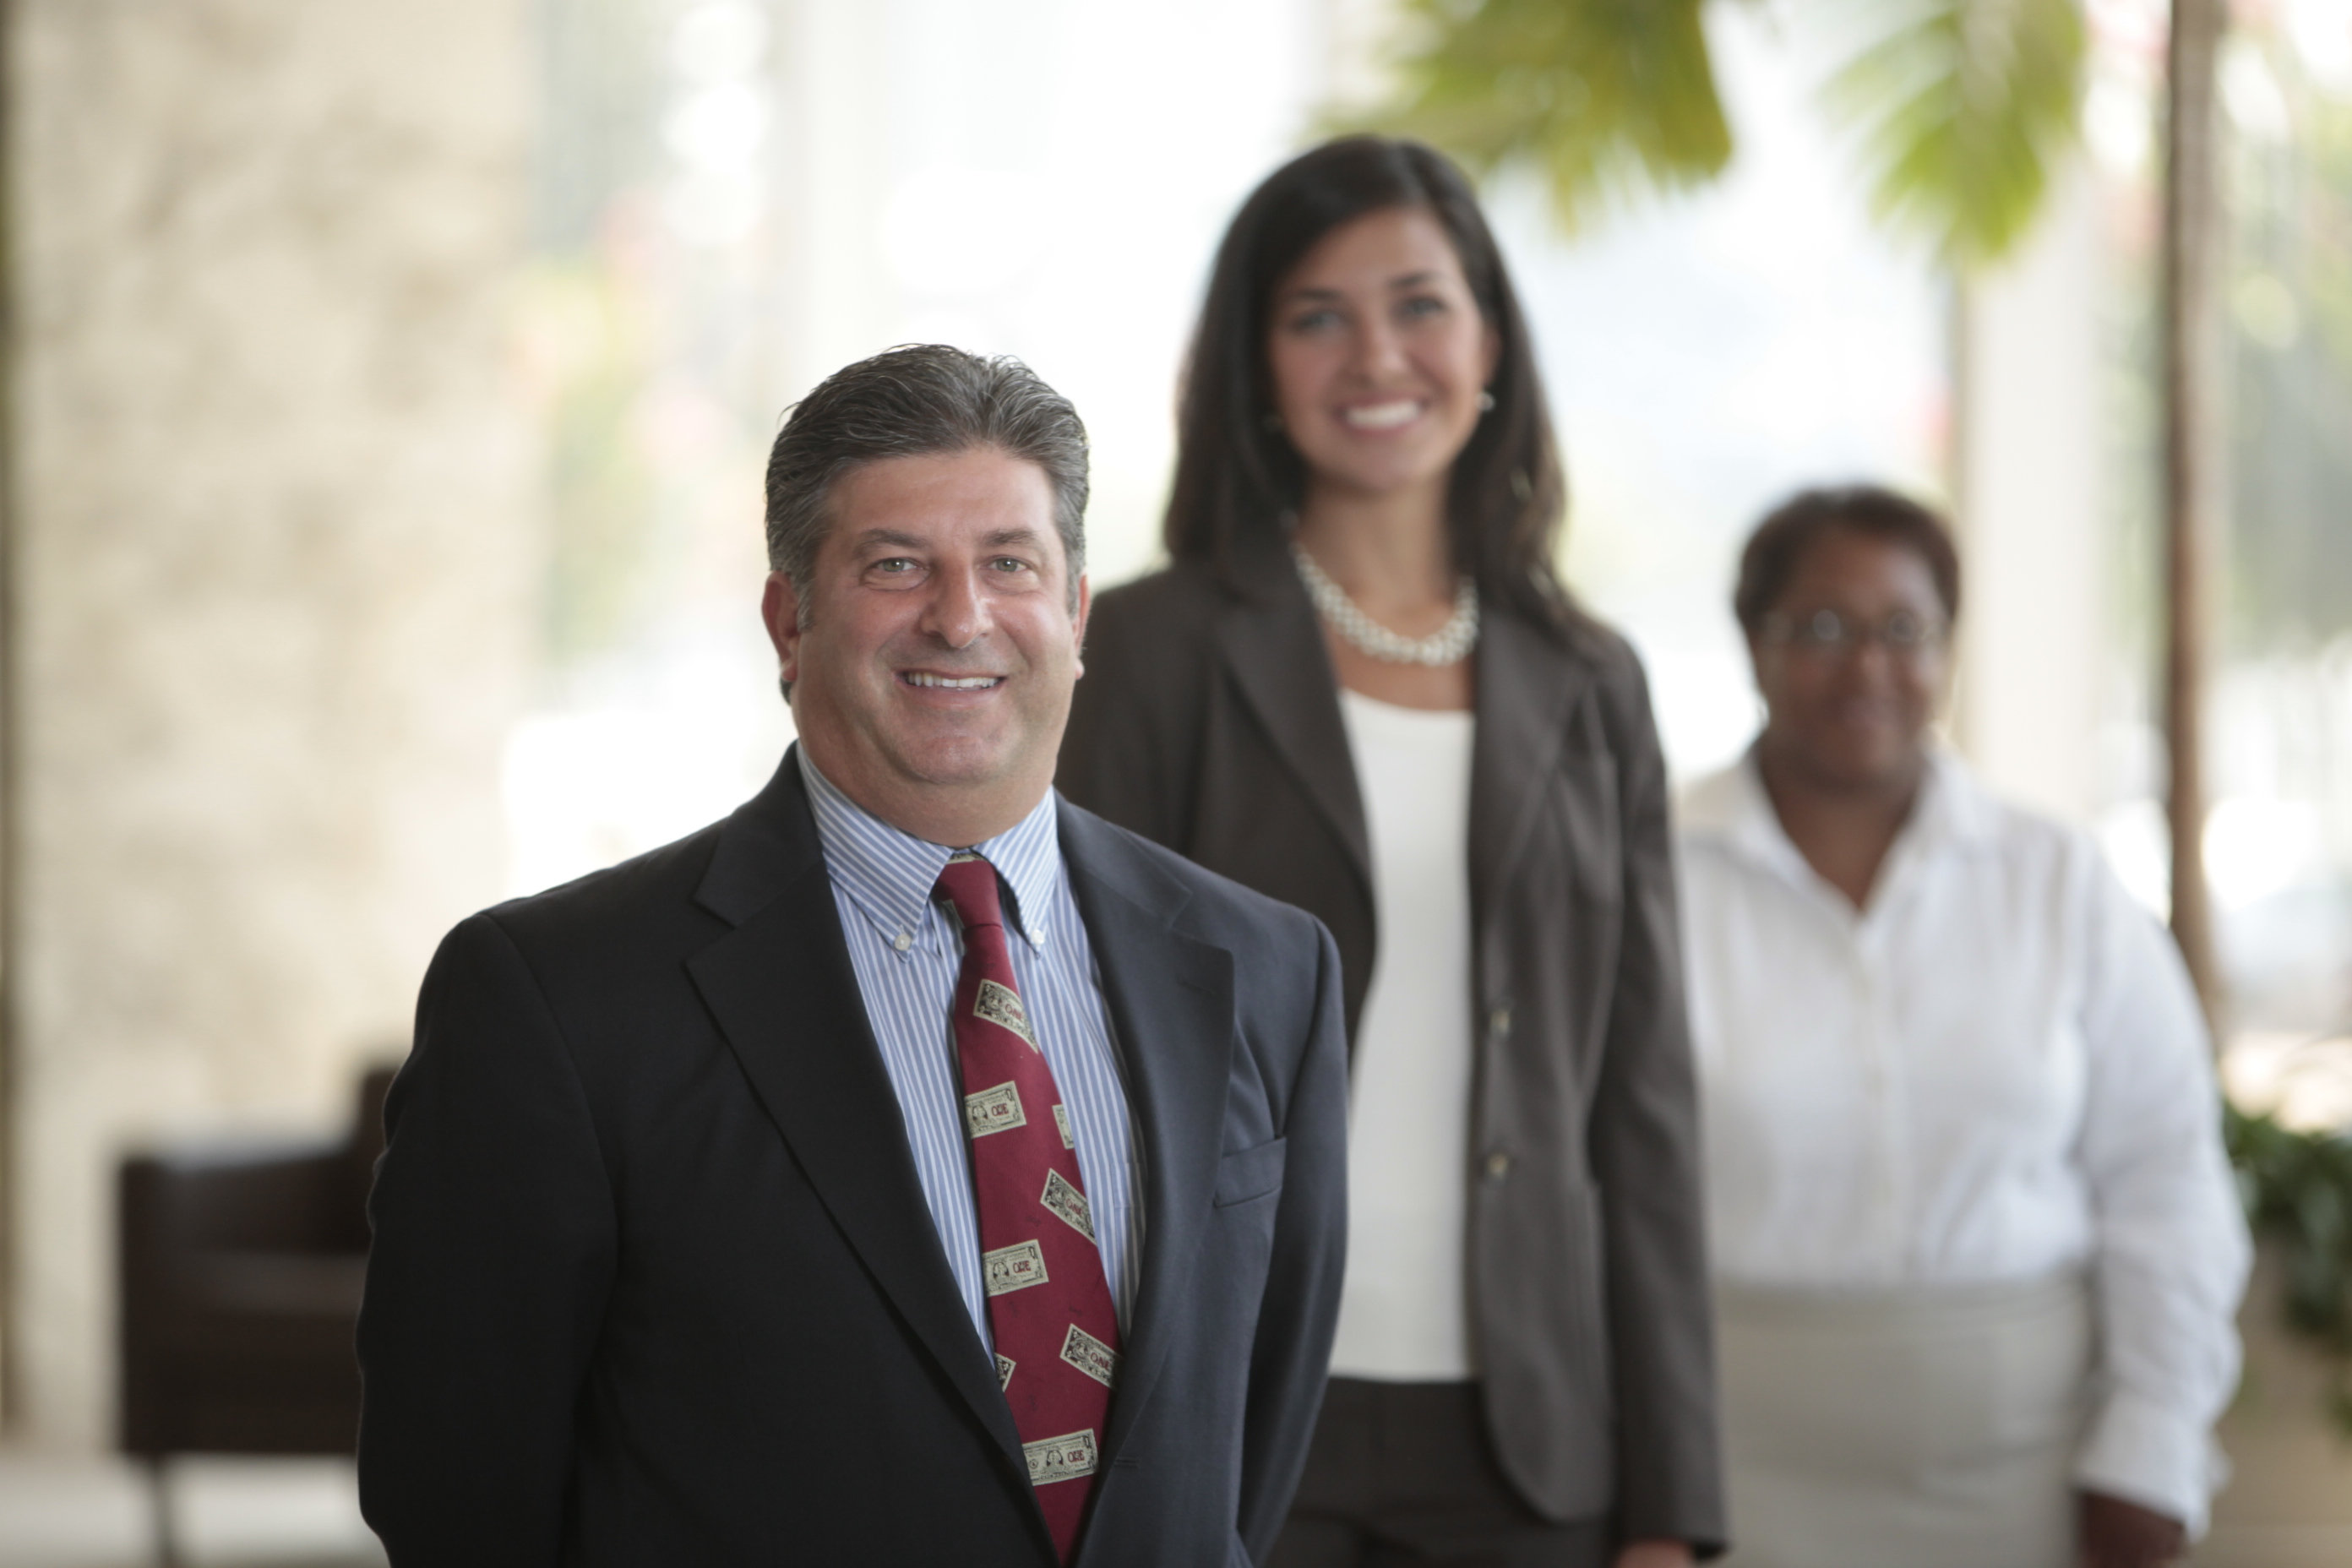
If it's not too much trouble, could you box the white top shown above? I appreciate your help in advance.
[1677,750,2251,1530]
[1326,689,1478,1380]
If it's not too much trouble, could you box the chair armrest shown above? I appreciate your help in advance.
[122,1138,363,1264]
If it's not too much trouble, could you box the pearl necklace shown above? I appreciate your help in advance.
[1290,543,1480,667]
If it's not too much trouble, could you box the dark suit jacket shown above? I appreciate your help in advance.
[1059,542,1724,1552]
[357,749,1349,1567]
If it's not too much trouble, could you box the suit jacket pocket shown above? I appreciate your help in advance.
[1212,1136,1287,1207]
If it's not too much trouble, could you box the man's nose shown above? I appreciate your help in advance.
[921,566,988,648]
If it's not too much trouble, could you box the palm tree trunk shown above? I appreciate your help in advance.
[2161,0,2225,1030]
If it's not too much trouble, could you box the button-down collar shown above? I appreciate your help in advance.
[797,749,1060,958]
[1678,743,2000,917]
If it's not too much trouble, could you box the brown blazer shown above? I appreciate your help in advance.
[1059,538,1724,1551]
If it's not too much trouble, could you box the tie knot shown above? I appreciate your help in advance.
[933,853,1007,934]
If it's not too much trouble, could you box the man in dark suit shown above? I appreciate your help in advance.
[357,345,1349,1567]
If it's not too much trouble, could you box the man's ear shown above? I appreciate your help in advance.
[762,572,804,686]
[1071,574,1091,679]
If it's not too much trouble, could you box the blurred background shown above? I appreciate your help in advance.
[1,0,2348,1563]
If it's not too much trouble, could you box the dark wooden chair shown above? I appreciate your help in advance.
[117,1065,395,1565]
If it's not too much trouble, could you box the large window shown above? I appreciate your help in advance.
[512,3,2346,1080]
[2087,2,2352,1082]
[509,0,1337,892]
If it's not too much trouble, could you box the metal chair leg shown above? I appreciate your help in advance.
[145,1453,182,1568]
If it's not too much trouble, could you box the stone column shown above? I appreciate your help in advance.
[8,0,537,1446]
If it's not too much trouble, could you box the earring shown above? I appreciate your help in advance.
[1478,390,1496,412]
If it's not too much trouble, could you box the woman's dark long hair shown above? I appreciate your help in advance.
[1166,135,1583,637]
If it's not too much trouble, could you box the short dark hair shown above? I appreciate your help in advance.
[764,345,1089,614]
[1164,136,1584,637]
[1734,484,1962,636]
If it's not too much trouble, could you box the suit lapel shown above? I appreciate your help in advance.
[1214,547,1372,897]
[1469,609,1598,926]
[687,763,1260,1533]
[685,756,1027,1469]
[1056,805,1236,1473]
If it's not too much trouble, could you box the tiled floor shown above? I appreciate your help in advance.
[1,1444,2347,1565]
[0,1452,382,1568]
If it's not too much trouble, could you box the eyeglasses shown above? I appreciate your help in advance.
[1758,607,1947,659]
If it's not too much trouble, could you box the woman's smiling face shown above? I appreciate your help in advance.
[1265,204,1499,505]
[1751,527,1952,793]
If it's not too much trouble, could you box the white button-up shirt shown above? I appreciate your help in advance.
[1677,749,2250,1528]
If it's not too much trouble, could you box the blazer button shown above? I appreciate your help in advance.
[1489,1006,1511,1039]
[1484,1150,1512,1183]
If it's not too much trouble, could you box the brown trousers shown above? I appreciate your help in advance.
[1271,1380,1616,1568]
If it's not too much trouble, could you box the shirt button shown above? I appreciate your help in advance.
[1485,1150,1512,1183]
[1490,1007,1511,1039]
[893,929,912,952]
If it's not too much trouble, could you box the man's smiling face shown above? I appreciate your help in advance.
[764,445,1088,846]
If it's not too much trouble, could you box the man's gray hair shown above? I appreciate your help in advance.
[765,345,1089,613]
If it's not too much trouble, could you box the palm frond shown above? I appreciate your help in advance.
[1345,0,1734,233]
[1819,0,2086,266]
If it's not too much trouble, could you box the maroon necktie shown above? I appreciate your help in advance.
[934,853,1120,1564]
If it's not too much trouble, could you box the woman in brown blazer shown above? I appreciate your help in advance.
[1059,138,1723,1567]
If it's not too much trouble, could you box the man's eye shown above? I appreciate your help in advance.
[990,557,1031,574]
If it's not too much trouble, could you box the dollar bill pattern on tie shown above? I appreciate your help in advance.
[935,854,1120,1565]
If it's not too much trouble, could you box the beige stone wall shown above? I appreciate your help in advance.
[8,0,537,1446]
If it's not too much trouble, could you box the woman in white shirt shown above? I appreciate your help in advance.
[1677,485,2249,1568]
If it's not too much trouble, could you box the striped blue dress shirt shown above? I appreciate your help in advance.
[798,750,1145,1351]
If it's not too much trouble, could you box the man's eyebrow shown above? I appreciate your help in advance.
[980,527,1048,551]
[847,527,1049,553]
[847,529,927,553]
